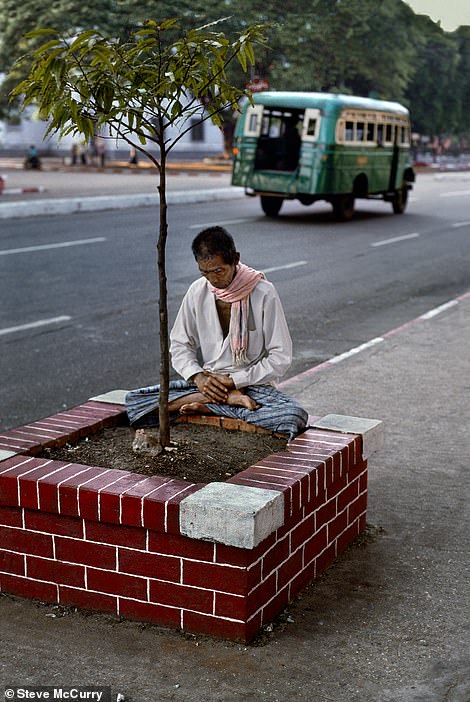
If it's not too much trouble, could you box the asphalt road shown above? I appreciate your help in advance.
[1,171,470,430]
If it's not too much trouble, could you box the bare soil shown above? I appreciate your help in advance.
[42,423,288,484]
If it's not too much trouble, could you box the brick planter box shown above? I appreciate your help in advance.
[0,391,383,642]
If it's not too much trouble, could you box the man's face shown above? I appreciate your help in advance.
[197,254,238,289]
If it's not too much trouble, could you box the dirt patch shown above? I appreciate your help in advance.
[42,423,288,484]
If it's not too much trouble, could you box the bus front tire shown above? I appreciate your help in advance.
[392,185,408,214]
[260,195,283,217]
[332,194,355,221]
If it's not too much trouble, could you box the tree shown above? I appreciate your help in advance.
[0,0,215,117]
[452,26,470,136]
[404,15,459,134]
[10,18,266,448]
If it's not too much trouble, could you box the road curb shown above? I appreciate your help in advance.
[0,187,245,220]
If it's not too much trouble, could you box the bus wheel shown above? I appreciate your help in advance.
[261,195,283,217]
[332,194,355,221]
[392,185,408,214]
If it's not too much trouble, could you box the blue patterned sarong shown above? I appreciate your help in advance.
[125,380,308,440]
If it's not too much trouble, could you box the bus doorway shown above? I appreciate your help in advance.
[254,110,303,172]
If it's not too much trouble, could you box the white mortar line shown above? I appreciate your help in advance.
[0,435,36,445]
[18,426,63,436]
[97,474,133,521]
[17,460,53,505]
[181,608,243,623]
[138,480,173,527]
[38,417,85,427]
[76,469,111,517]
[164,484,197,533]
[119,477,153,525]
[57,467,93,514]
[24,421,62,438]
[37,463,75,510]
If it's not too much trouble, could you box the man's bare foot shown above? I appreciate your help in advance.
[179,390,259,415]
[227,389,259,410]
[179,402,212,416]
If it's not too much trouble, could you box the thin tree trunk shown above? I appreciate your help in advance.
[157,147,171,448]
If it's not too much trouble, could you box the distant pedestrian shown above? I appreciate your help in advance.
[71,143,79,165]
[80,140,87,165]
[24,145,41,170]
[95,136,106,168]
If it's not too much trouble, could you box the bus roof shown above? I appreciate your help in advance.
[250,91,409,116]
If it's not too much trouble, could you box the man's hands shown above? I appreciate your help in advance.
[191,371,235,403]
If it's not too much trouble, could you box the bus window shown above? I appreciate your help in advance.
[345,121,354,141]
[377,124,384,145]
[301,108,321,142]
[366,123,375,142]
[306,118,317,137]
[385,123,394,144]
[356,122,365,142]
[244,105,264,137]
[248,115,259,132]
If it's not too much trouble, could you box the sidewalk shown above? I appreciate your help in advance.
[1,289,469,701]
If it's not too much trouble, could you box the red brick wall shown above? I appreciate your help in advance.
[0,403,367,642]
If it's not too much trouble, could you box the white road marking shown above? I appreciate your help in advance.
[328,337,384,364]
[452,221,470,228]
[263,261,308,274]
[371,232,420,248]
[439,189,470,197]
[189,218,255,229]
[0,316,71,336]
[419,301,458,319]
[0,237,106,256]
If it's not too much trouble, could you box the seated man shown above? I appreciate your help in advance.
[126,226,308,440]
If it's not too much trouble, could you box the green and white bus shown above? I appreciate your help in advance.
[231,91,415,220]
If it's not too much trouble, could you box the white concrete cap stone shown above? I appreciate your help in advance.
[312,414,384,459]
[0,449,17,461]
[89,390,129,405]
[179,482,285,549]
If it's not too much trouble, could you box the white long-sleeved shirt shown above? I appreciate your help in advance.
[170,276,292,389]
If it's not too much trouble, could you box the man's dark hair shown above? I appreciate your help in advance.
[191,226,238,264]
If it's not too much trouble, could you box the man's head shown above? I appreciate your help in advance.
[192,226,240,288]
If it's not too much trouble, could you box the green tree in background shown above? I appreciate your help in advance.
[404,16,460,135]
[451,26,470,140]
[2,0,470,136]
[10,19,266,447]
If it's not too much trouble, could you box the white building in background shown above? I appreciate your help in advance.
[0,104,225,159]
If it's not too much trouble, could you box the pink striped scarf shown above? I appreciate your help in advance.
[211,263,265,365]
